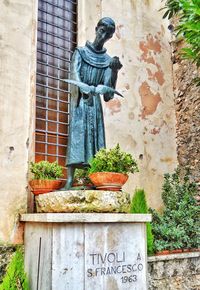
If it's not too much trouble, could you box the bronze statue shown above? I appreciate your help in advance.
[62,17,123,189]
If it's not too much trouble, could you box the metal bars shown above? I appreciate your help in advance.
[35,0,77,173]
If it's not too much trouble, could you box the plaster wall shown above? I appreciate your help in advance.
[78,0,177,209]
[0,0,177,243]
[0,0,37,243]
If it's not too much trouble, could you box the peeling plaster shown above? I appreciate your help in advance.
[150,127,160,135]
[147,63,165,86]
[139,33,162,62]
[138,31,166,119]
[139,81,162,118]
[139,33,165,87]
[105,98,122,115]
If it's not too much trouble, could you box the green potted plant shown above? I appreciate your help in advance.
[73,168,94,189]
[88,144,139,191]
[29,161,63,195]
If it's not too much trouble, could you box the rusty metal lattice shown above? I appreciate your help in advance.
[35,0,77,175]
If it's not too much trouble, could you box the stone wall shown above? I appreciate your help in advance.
[172,38,200,185]
[148,252,200,290]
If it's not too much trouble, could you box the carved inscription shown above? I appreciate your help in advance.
[86,251,144,284]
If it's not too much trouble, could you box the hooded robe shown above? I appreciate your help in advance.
[67,41,118,166]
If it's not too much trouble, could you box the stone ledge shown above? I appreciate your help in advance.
[35,190,131,213]
[148,251,200,262]
[20,213,152,223]
[148,250,200,289]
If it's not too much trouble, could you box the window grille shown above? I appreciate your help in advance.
[35,0,77,178]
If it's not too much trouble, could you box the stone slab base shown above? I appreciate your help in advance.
[35,190,130,213]
[21,213,150,290]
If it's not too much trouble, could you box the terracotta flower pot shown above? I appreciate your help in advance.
[29,179,63,195]
[190,248,200,252]
[156,249,185,256]
[155,250,170,256]
[182,249,190,253]
[72,182,94,190]
[170,249,183,254]
[89,172,128,191]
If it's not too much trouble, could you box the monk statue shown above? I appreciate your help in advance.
[62,17,123,190]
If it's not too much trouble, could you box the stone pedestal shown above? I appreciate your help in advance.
[21,213,151,290]
[35,190,130,213]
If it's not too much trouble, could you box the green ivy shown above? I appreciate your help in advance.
[30,161,63,180]
[0,248,29,290]
[150,168,200,252]
[130,189,154,255]
[162,0,200,84]
[89,144,139,174]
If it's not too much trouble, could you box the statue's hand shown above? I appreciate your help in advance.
[80,84,95,99]
[89,85,96,94]
[82,85,96,99]
[109,56,123,71]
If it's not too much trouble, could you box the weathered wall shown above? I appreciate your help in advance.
[148,252,200,290]
[0,0,37,243]
[172,39,200,185]
[0,0,177,242]
[78,0,177,209]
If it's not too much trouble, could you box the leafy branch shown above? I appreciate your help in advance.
[162,0,200,84]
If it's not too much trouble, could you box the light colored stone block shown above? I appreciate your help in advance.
[23,213,150,290]
[21,213,152,223]
[84,223,147,290]
[35,190,131,213]
[24,223,52,290]
[52,224,85,289]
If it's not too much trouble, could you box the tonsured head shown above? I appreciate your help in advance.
[95,17,116,46]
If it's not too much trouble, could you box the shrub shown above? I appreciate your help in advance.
[89,144,139,174]
[150,168,200,252]
[30,161,63,180]
[162,0,200,84]
[0,248,29,290]
[130,189,154,255]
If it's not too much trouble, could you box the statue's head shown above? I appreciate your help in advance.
[96,17,116,34]
[95,17,116,46]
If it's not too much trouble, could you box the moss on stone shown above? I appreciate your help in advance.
[36,190,131,213]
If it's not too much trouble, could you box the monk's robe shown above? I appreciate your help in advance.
[67,41,118,166]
